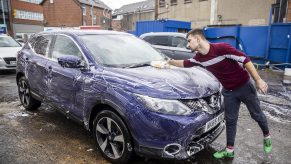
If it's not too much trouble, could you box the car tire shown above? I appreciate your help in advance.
[93,110,134,164]
[18,76,41,110]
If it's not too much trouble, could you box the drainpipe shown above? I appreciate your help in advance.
[155,0,158,20]
[81,6,84,25]
[210,0,218,25]
[91,1,94,26]
[1,0,7,33]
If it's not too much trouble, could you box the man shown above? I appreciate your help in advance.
[152,28,272,159]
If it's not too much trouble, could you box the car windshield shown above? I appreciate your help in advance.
[0,36,21,47]
[80,34,165,68]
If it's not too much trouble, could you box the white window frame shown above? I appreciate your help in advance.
[82,6,86,16]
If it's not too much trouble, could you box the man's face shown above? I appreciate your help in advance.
[186,35,199,52]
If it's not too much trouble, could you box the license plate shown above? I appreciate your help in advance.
[10,61,16,65]
[205,113,224,132]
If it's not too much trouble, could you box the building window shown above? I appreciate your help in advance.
[184,0,192,4]
[199,0,208,2]
[15,10,43,21]
[171,0,177,5]
[93,15,97,25]
[50,0,53,3]
[82,6,86,15]
[18,0,43,4]
[159,0,165,7]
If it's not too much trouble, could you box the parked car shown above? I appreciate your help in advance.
[0,34,22,70]
[15,38,26,46]
[140,32,194,60]
[16,30,224,163]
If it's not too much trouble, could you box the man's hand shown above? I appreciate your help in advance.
[150,61,171,69]
[255,79,268,94]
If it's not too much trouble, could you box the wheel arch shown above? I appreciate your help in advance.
[88,100,130,134]
[16,72,25,85]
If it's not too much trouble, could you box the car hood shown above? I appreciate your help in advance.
[102,66,220,99]
[0,47,21,58]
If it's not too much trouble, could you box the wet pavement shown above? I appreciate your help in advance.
[0,70,291,164]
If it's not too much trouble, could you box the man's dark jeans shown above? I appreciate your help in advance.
[222,80,269,146]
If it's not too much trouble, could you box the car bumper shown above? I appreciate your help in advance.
[0,60,16,70]
[135,122,225,160]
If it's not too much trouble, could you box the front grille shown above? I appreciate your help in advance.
[3,57,16,64]
[179,92,221,114]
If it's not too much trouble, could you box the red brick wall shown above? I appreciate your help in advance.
[10,0,43,25]
[42,0,82,27]
[111,20,122,31]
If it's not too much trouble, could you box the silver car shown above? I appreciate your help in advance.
[0,34,22,70]
[140,32,194,60]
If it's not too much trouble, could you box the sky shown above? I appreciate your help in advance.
[102,0,146,10]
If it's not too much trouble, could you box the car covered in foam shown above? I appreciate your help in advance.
[16,30,224,163]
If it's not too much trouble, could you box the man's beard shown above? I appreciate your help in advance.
[190,46,198,53]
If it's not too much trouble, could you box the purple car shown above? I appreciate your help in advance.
[16,30,224,163]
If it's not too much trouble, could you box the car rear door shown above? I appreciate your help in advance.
[143,35,175,58]
[171,36,194,60]
[25,35,52,100]
[46,34,87,119]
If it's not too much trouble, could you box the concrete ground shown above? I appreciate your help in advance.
[0,70,290,164]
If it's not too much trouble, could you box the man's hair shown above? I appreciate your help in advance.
[186,28,206,40]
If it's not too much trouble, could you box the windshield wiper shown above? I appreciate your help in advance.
[124,62,151,68]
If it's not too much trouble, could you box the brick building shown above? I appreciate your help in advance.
[112,0,155,31]
[157,0,275,28]
[40,0,111,30]
[10,0,44,37]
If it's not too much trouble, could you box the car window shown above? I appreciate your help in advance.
[0,36,21,47]
[172,37,187,48]
[143,36,172,47]
[33,35,52,56]
[80,34,164,67]
[51,35,84,61]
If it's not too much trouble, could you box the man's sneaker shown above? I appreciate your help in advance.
[264,138,272,153]
[213,149,234,159]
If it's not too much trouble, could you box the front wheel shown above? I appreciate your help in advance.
[93,110,134,164]
[18,76,41,110]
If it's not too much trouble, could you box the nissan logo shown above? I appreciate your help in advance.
[209,95,218,107]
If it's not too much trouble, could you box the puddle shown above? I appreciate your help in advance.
[258,90,291,124]
[4,111,32,119]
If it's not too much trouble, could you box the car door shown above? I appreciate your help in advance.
[25,35,52,100]
[143,35,175,58]
[46,34,87,119]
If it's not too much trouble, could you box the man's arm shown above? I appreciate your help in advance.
[245,61,268,94]
[168,60,184,67]
[151,58,197,68]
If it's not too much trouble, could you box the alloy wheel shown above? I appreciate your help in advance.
[96,117,125,159]
[19,80,30,106]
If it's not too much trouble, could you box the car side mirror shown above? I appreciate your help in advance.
[57,55,85,68]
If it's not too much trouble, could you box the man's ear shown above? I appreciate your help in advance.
[196,37,200,43]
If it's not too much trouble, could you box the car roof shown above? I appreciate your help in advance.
[140,32,187,38]
[39,30,132,36]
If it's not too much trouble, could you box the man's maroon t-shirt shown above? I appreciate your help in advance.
[183,43,251,90]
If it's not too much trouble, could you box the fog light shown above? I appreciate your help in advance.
[164,143,181,156]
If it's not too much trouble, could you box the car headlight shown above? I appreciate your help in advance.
[136,94,193,115]
[0,57,3,61]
